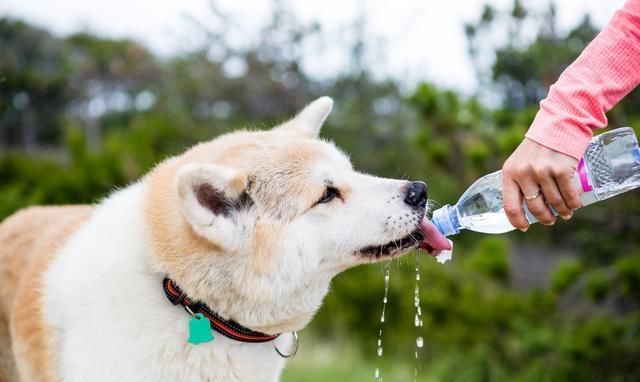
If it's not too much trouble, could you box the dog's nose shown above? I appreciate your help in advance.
[404,182,428,208]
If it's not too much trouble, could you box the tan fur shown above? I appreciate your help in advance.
[0,206,93,381]
[249,220,285,275]
[144,157,221,280]
[0,97,412,382]
[143,130,330,303]
[0,131,328,380]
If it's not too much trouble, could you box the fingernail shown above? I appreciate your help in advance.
[519,227,528,232]
[561,214,572,220]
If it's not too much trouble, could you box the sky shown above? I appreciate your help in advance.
[0,0,626,93]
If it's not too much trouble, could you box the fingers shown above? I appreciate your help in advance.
[519,178,556,226]
[502,138,581,231]
[555,170,582,211]
[536,175,572,219]
[503,175,529,231]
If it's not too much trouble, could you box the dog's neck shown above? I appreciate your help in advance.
[162,276,280,343]
[142,164,335,336]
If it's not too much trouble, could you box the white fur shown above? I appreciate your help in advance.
[44,184,286,382]
[35,97,426,381]
[277,96,333,138]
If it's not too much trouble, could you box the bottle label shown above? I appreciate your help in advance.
[577,159,593,192]
[573,166,598,206]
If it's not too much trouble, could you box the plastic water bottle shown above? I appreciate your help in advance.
[432,127,640,236]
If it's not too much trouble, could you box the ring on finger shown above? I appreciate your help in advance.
[524,189,542,201]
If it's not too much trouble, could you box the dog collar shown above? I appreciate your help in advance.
[162,277,280,343]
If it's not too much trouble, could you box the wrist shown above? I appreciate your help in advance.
[525,121,592,161]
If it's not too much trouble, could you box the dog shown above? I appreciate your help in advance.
[0,97,450,381]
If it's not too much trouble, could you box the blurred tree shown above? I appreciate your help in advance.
[1,1,640,380]
[166,0,318,123]
[465,1,599,109]
[0,18,71,149]
[65,33,163,147]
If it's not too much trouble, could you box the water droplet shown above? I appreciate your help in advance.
[375,263,390,379]
[413,260,423,380]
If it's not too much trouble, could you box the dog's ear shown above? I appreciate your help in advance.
[175,163,250,248]
[276,96,333,138]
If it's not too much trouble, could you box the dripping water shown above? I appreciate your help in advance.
[374,261,391,381]
[413,258,424,381]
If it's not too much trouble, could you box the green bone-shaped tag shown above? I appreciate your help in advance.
[188,313,215,345]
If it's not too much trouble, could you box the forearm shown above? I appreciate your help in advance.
[525,0,640,160]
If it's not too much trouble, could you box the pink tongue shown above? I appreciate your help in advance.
[419,218,452,252]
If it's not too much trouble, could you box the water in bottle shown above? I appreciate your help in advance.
[431,127,640,236]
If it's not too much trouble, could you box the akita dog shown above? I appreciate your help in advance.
[0,97,451,381]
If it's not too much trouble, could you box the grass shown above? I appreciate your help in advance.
[281,337,439,382]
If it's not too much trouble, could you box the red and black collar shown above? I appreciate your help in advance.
[162,277,280,343]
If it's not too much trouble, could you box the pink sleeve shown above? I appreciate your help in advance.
[525,0,640,160]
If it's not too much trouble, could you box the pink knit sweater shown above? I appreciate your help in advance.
[525,0,640,160]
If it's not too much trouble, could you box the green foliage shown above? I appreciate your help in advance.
[550,258,583,293]
[2,2,640,380]
[0,18,71,147]
[615,254,640,299]
[585,271,611,303]
[466,237,510,283]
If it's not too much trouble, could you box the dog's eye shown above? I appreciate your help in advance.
[317,187,340,204]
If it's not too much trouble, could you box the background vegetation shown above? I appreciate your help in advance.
[2,1,640,381]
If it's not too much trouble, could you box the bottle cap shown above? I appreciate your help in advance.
[431,205,460,237]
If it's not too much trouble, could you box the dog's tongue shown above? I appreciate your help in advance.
[419,218,452,253]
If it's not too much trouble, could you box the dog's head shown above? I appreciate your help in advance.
[145,97,434,333]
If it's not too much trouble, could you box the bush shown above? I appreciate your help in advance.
[615,254,640,300]
[550,258,583,293]
[465,237,510,283]
[586,271,611,303]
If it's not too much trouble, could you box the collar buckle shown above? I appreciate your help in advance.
[273,331,298,359]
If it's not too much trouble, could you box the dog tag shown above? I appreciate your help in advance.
[188,313,215,345]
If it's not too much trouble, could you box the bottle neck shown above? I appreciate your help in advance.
[432,204,461,237]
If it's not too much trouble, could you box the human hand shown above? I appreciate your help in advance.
[502,138,582,231]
